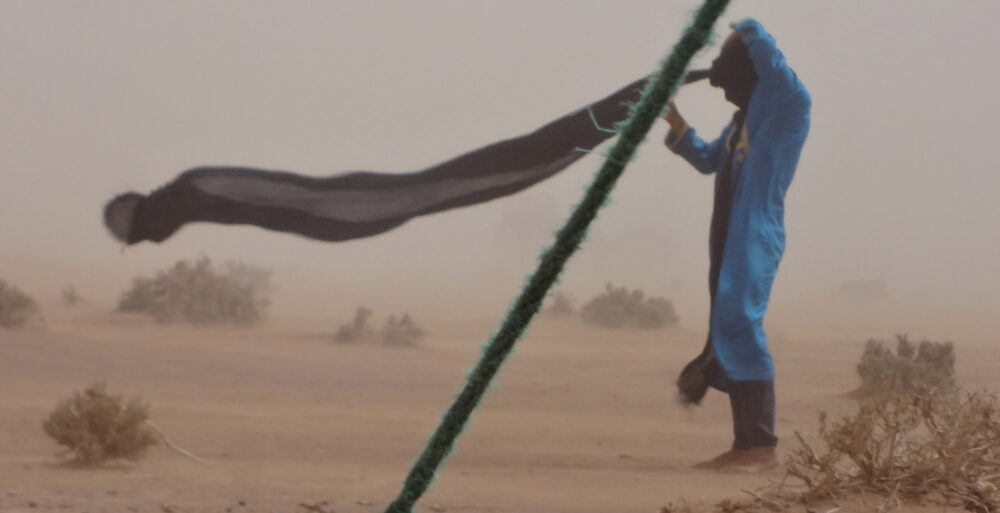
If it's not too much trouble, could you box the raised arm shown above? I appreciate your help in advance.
[733,19,809,107]
[663,102,728,175]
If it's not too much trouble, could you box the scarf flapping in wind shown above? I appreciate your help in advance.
[104,72,708,245]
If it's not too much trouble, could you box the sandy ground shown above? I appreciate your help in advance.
[1,300,992,513]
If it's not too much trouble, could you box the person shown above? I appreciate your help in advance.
[662,19,811,472]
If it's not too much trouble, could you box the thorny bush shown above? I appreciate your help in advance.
[42,382,157,465]
[786,388,1000,512]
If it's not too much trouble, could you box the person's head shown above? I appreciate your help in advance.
[709,30,757,108]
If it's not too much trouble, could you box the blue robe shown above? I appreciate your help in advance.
[667,19,811,382]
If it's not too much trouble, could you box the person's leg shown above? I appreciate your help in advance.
[722,379,779,472]
[693,390,749,469]
[730,389,751,450]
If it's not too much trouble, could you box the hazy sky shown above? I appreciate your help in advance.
[2,1,998,342]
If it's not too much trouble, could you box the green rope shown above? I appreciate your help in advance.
[384,2,730,511]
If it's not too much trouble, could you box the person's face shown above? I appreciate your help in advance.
[709,31,756,107]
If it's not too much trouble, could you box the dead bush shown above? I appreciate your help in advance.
[786,388,1000,512]
[62,285,81,306]
[118,257,271,325]
[380,313,426,346]
[334,307,375,343]
[42,382,157,465]
[544,290,576,318]
[579,283,678,330]
[0,279,40,328]
[855,334,955,398]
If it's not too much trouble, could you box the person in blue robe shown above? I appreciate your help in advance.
[663,18,811,472]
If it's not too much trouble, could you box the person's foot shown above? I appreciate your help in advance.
[721,446,779,473]
[693,449,746,469]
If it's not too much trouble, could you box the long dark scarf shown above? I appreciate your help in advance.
[674,33,757,405]
[677,109,746,404]
[104,72,708,245]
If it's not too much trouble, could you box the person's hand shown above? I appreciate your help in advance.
[663,101,686,134]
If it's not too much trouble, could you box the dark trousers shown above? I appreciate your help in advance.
[729,379,778,449]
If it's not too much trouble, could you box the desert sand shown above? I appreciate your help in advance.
[4,290,994,513]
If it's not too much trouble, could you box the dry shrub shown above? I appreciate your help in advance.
[42,382,157,465]
[334,307,374,343]
[786,388,1000,512]
[380,314,426,346]
[334,309,427,346]
[62,285,81,306]
[579,283,678,330]
[675,389,1000,513]
[118,257,271,325]
[544,290,576,318]
[0,279,40,328]
[855,334,955,398]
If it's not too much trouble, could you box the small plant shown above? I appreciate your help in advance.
[785,388,1000,512]
[855,334,956,398]
[62,286,81,306]
[380,314,426,346]
[334,307,375,343]
[42,382,157,465]
[118,257,271,325]
[544,290,576,318]
[579,283,678,330]
[0,279,40,328]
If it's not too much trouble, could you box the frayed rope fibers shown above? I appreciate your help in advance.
[384,1,731,511]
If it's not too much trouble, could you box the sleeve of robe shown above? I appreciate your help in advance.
[664,123,731,175]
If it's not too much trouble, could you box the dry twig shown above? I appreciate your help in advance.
[144,420,213,469]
